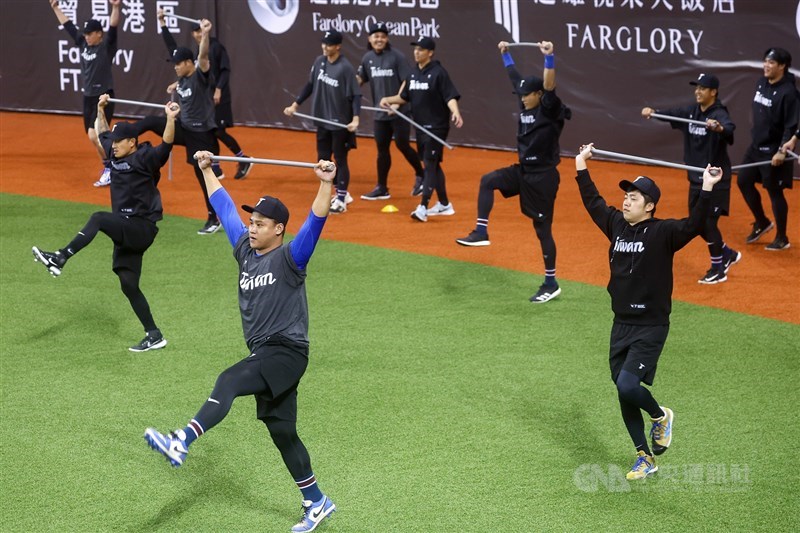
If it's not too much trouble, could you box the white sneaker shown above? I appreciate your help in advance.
[291,496,336,532]
[93,167,111,187]
[426,202,455,216]
[330,198,347,214]
[345,192,353,204]
[410,204,427,222]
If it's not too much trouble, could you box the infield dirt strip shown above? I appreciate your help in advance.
[1,112,797,324]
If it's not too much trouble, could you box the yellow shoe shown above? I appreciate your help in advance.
[650,406,674,455]
[626,450,658,480]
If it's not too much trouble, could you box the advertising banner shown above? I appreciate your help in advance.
[1,0,797,164]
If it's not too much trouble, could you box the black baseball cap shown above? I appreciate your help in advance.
[171,47,195,63]
[410,36,435,50]
[84,19,103,33]
[191,22,201,31]
[764,47,792,67]
[516,76,544,95]
[368,23,389,35]
[689,73,719,89]
[242,196,290,225]
[321,30,343,45]
[108,122,138,141]
[619,176,661,204]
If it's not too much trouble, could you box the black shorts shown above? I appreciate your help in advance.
[250,335,309,422]
[485,164,560,221]
[689,186,730,217]
[316,127,356,158]
[215,101,234,129]
[416,127,448,163]
[740,146,794,190]
[111,216,159,274]
[83,90,115,132]
[609,322,669,386]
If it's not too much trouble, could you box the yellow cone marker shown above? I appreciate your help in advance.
[381,205,399,213]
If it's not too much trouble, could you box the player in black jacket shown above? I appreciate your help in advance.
[357,23,424,200]
[456,40,569,304]
[737,48,798,250]
[157,10,252,180]
[32,96,178,352]
[49,0,122,187]
[642,73,741,284]
[380,36,463,222]
[284,30,361,215]
[574,143,722,481]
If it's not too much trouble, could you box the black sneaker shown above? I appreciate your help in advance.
[455,231,491,247]
[411,176,423,197]
[129,330,167,352]
[722,249,741,274]
[234,159,253,180]
[197,219,221,235]
[765,236,791,251]
[530,283,561,304]
[745,220,774,243]
[32,246,66,277]
[360,186,391,201]
[698,267,727,285]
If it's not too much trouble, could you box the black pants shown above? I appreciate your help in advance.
[192,338,313,480]
[374,118,423,188]
[63,212,159,333]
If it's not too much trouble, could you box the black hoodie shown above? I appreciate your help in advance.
[655,99,734,188]
[576,168,709,325]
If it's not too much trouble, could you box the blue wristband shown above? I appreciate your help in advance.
[502,52,514,67]
[544,54,555,69]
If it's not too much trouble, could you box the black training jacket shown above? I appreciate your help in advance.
[576,168,709,326]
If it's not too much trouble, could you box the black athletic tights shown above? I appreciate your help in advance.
[193,359,312,479]
[62,212,157,332]
[374,119,423,188]
[615,369,663,455]
[737,172,789,238]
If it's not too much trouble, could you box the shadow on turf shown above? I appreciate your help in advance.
[131,461,289,531]
[516,399,617,466]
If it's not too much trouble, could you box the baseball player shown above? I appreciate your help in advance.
[284,30,361,214]
[356,23,424,200]
[642,73,741,284]
[131,19,222,234]
[737,47,798,251]
[49,0,121,187]
[144,152,338,533]
[380,36,463,222]
[575,143,723,480]
[456,41,568,304]
[32,96,178,352]
[157,10,252,180]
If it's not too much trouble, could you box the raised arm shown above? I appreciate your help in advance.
[575,144,619,240]
[194,151,246,247]
[197,19,211,73]
[49,0,69,26]
[540,41,555,91]
[95,94,111,134]
[290,161,337,269]
[157,9,178,53]
[109,0,121,28]
[162,102,179,144]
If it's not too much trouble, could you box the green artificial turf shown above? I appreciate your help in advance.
[1,193,798,532]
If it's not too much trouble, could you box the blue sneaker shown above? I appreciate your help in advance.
[291,495,336,532]
[144,428,188,467]
[625,450,658,480]
[650,406,673,456]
